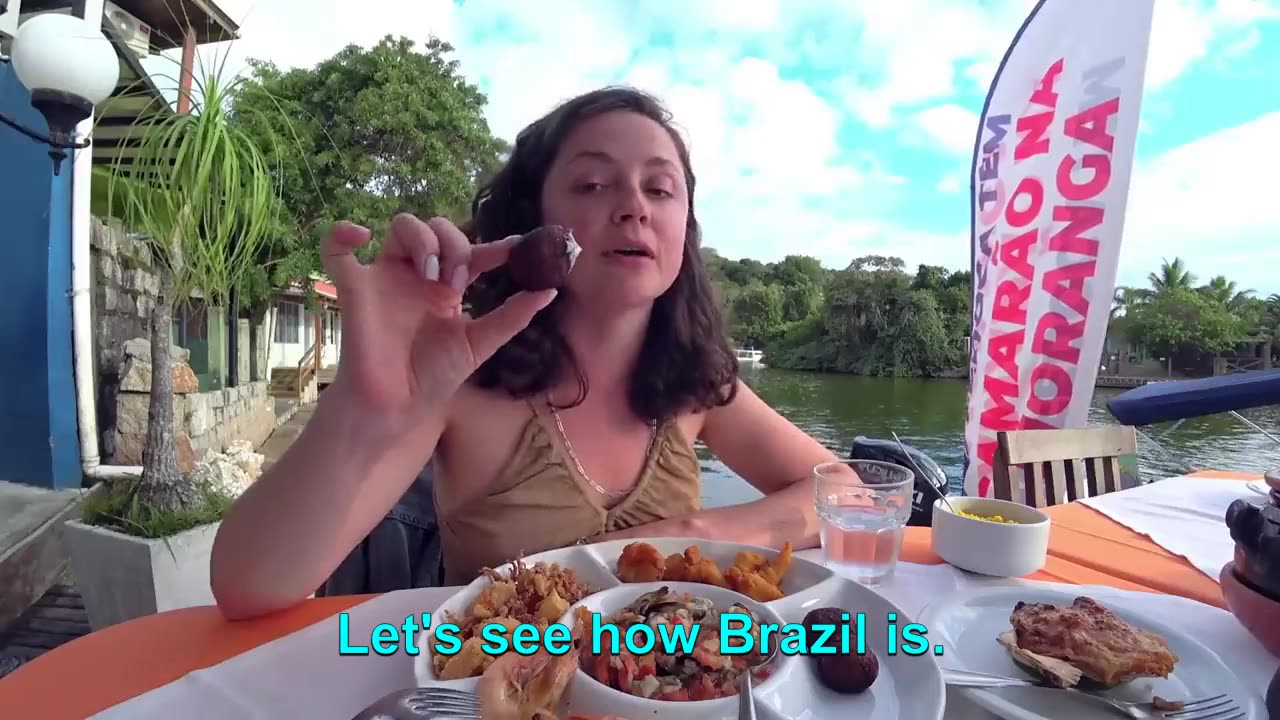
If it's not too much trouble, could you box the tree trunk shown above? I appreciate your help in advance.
[138,273,197,513]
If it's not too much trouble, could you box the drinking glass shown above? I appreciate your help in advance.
[813,459,915,586]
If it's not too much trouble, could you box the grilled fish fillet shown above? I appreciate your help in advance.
[1008,596,1177,686]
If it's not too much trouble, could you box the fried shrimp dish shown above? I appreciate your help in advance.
[432,560,594,680]
[580,587,772,702]
[999,596,1178,688]
[477,606,592,720]
[615,541,793,602]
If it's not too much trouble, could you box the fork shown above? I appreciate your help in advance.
[351,686,480,720]
[943,668,1244,719]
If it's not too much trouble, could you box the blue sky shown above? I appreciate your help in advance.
[202,0,1280,295]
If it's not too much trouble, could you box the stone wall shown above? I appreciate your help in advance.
[185,381,275,458]
[89,217,275,469]
[90,217,158,461]
[110,340,275,471]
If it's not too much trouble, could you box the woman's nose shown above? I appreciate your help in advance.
[611,186,649,225]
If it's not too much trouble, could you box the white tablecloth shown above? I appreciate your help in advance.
[91,561,1277,720]
[1078,474,1258,581]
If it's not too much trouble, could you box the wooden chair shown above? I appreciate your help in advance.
[992,426,1138,508]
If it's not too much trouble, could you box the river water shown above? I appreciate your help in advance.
[699,366,1280,508]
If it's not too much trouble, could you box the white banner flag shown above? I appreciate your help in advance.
[963,0,1155,498]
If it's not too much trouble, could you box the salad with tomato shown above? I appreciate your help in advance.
[579,587,773,701]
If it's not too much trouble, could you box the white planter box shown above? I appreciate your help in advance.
[63,519,219,631]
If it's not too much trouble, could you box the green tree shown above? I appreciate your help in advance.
[729,283,785,347]
[1127,286,1244,360]
[1199,275,1254,310]
[1147,257,1196,293]
[229,35,508,283]
[769,255,827,287]
[705,251,971,377]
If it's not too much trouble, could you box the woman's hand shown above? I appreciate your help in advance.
[210,215,553,620]
[322,214,555,422]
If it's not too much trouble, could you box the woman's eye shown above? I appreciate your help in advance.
[575,182,606,193]
[647,188,674,198]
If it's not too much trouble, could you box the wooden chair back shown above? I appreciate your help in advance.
[992,426,1138,508]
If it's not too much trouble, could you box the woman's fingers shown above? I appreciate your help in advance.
[320,222,372,284]
[467,234,523,282]
[426,217,473,292]
[465,289,558,364]
[383,213,442,282]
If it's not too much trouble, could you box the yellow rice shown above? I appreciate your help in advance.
[954,509,1017,524]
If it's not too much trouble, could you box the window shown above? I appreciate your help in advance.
[275,302,301,343]
[172,300,207,347]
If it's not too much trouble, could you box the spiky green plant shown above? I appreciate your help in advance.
[91,30,288,527]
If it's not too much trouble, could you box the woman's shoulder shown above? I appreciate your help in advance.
[443,382,538,438]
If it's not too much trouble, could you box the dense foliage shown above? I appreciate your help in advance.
[707,252,1279,378]
[228,35,509,307]
[1111,257,1280,369]
[704,249,972,377]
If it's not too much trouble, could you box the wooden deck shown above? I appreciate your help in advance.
[1096,375,1166,388]
[0,579,88,679]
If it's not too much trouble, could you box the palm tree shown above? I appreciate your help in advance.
[1147,257,1195,293]
[1199,275,1255,310]
[94,67,282,517]
[1110,285,1148,319]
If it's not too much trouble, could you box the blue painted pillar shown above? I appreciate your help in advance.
[0,63,83,490]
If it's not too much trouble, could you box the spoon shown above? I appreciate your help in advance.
[738,630,781,719]
[891,431,956,514]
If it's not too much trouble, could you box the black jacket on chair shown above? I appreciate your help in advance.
[315,461,444,596]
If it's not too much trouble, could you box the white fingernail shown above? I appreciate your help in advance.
[450,265,469,291]
[423,255,440,282]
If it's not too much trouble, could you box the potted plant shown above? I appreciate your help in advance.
[63,59,284,630]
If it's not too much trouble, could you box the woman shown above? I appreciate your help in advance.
[211,86,840,619]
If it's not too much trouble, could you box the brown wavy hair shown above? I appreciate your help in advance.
[463,86,738,422]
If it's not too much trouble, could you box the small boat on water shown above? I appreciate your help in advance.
[735,347,766,366]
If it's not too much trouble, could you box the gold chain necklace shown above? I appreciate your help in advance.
[547,401,658,498]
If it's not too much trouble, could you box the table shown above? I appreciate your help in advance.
[0,470,1257,718]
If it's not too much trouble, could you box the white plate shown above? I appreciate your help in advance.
[918,586,1266,720]
[414,537,945,719]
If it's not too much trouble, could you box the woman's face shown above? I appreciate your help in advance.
[540,110,689,309]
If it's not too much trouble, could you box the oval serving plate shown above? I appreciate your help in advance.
[918,585,1265,720]
[415,537,945,719]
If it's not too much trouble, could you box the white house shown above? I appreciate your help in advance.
[267,277,341,398]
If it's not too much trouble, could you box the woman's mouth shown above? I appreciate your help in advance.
[607,246,654,258]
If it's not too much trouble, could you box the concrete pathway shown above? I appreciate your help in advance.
[259,403,315,471]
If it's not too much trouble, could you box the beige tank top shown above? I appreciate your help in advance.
[435,402,702,585]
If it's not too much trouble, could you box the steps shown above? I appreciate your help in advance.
[269,367,313,398]
[317,367,337,389]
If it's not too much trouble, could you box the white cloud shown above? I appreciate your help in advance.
[831,0,1276,127]
[1119,112,1280,294]
[1145,0,1280,88]
[908,104,980,155]
[138,0,1278,293]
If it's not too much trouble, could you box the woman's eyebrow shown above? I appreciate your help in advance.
[567,149,678,169]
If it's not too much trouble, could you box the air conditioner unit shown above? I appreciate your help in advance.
[104,0,149,58]
[0,0,22,43]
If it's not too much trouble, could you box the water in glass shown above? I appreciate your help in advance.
[814,460,914,586]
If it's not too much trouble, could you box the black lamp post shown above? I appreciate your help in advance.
[1,11,119,175]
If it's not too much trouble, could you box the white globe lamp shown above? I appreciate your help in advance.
[5,13,120,174]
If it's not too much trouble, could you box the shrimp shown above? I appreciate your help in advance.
[478,607,591,720]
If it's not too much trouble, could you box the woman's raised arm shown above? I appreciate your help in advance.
[210,216,555,619]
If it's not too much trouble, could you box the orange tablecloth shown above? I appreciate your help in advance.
[0,470,1255,718]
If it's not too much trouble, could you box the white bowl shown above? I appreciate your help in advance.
[561,581,800,719]
[412,547,622,688]
[930,497,1050,577]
